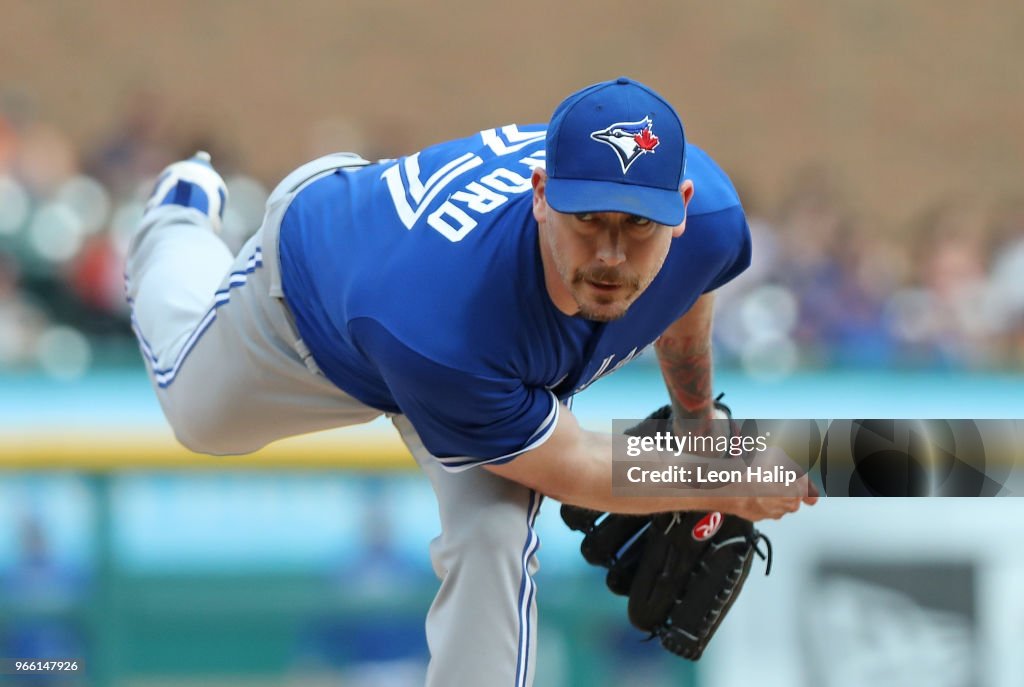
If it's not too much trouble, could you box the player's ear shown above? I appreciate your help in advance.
[671,180,695,238]
[532,168,548,222]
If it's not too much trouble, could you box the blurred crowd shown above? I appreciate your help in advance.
[0,91,269,379]
[1,92,1022,380]
[716,170,1024,377]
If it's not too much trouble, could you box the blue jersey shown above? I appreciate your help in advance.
[278,125,751,468]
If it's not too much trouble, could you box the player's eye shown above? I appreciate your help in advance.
[628,215,652,227]
[574,213,595,222]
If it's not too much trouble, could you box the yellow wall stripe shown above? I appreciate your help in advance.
[0,430,416,471]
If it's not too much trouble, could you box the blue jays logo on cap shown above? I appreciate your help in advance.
[544,77,687,226]
[590,117,661,174]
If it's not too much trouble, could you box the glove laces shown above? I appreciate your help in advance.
[664,512,684,534]
[751,532,773,575]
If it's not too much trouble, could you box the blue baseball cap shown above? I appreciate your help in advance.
[545,77,687,226]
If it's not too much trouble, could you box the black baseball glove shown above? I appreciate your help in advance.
[561,402,772,660]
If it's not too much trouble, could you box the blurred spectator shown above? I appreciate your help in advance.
[0,253,48,368]
[68,235,127,329]
[291,479,429,686]
[0,103,18,173]
[985,198,1024,367]
[819,227,905,368]
[14,122,78,199]
[773,166,855,366]
[887,201,994,368]
[0,90,37,175]
[84,89,173,200]
[1,515,86,687]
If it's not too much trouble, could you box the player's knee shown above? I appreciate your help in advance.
[446,498,537,563]
[174,427,238,456]
[166,403,259,456]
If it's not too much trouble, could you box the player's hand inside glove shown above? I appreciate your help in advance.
[561,402,773,660]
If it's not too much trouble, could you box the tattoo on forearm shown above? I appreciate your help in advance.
[655,335,712,420]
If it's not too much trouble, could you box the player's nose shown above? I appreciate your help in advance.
[594,229,626,266]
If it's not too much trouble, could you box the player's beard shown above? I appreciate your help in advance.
[570,265,644,322]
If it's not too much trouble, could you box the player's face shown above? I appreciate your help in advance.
[545,211,670,321]
[533,171,692,322]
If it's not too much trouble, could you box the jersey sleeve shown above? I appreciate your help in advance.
[349,317,560,471]
[702,205,753,293]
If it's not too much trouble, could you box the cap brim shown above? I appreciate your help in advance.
[546,178,685,226]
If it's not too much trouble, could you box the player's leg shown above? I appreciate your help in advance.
[125,152,380,453]
[393,416,541,687]
[126,152,233,370]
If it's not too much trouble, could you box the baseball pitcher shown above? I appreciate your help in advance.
[125,77,816,687]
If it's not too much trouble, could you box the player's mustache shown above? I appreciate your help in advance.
[574,266,640,288]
